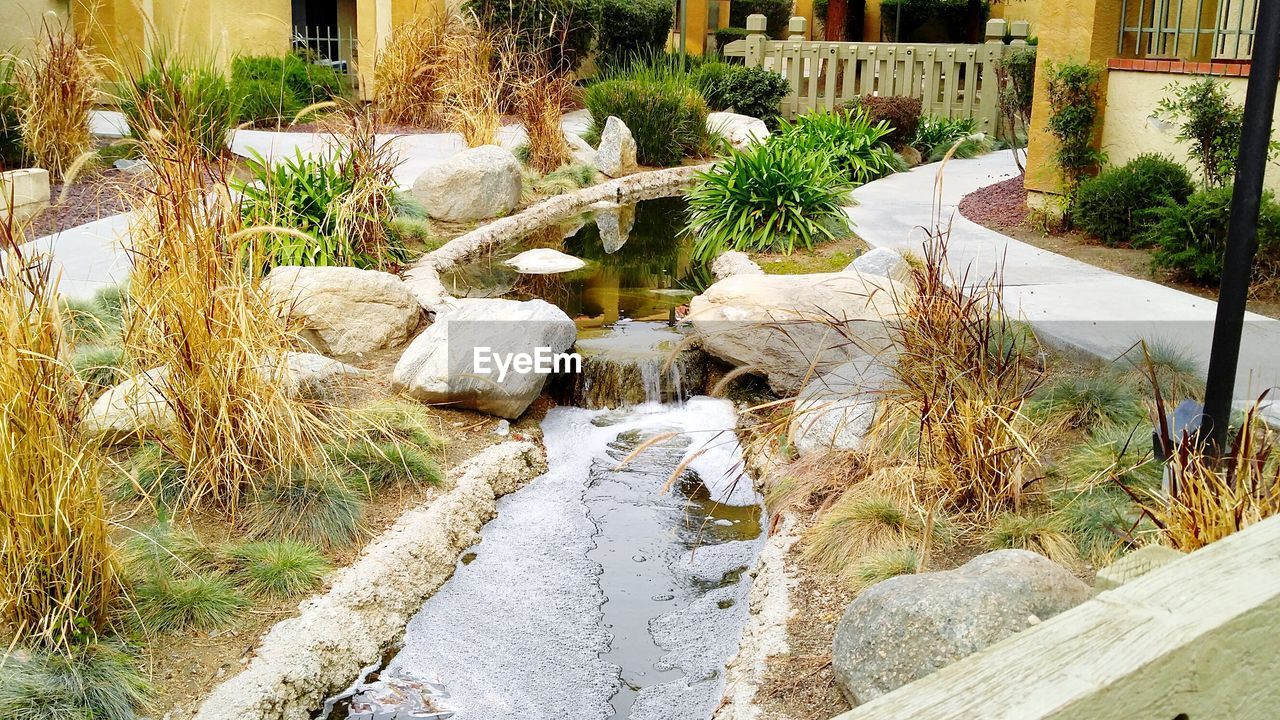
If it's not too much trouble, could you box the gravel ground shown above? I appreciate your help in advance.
[26,168,147,239]
[956,175,1028,230]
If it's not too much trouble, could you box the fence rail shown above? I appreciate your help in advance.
[1117,0,1257,60]
[722,16,1028,133]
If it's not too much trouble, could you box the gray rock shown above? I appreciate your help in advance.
[788,358,893,456]
[271,351,363,398]
[709,250,764,280]
[832,550,1094,707]
[391,298,577,419]
[845,247,908,281]
[685,272,900,394]
[707,111,770,149]
[263,266,423,358]
[593,201,635,254]
[566,132,598,167]
[505,248,587,274]
[411,145,522,222]
[596,116,637,177]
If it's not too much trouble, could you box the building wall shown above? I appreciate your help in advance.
[0,0,69,55]
[1102,69,1280,192]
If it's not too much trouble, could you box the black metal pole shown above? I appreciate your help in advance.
[1201,0,1280,450]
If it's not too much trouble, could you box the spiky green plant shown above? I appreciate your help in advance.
[112,443,188,508]
[847,546,920,590]
[1027,374,1147,430]
[1051,486,1142,564]
[775,109,899,186]
[0,642,152,720]
[243,469,367,548]
[804,492,922,573]
[1120,340,1205,400]
[133,572,247,633]
[1058,426,1162,490]
[984,512,1080,567]
[226,540,331,598]
[686,139,852,261]
[330,440,443,490]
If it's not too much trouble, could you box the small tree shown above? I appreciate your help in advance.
[995,48,1036,173]
[1045,61,1104,197]
[1154,77,1277,189]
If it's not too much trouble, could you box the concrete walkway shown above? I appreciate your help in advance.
[847,150,1280,419]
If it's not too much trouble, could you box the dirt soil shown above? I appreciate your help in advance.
[127,350,554,719]
[958,176,1280,319]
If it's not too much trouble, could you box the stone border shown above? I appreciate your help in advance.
[193,441,548,720]
[407,163,712,277]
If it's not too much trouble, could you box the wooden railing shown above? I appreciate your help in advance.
[722,16,1032,133]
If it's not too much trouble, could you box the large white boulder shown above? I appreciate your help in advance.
[708,111,770,149]
[788,358,893,456]
[263,266,423,358]
[596,116,637,177]
[411,145,522,223]
[391,298,577,419]
[832,550,1094,707]
[686,272,900,394]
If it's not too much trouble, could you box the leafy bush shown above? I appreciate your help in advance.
[1154,77,1271,188]
[690,62,736,110]
[1073,154,1196,246]
[995,47,1036,160]
[686,138,852,260]
[845,95,921,149]
[119,54,234,161]
[707,65,790,125]
[232,53,342,106]
[1147,185,1280,286]
[911,114,976,158]
[597,0,674,70]
[776,109,898,185]
[729,0,794,38]
[880,0,986,42]
[466,0,603,70]
[714,27,750,51]
[0,643,152,720]
[227,540,331,598]
[585,72,710,166]
[0,57,23,169]
[1046,61,1103,194]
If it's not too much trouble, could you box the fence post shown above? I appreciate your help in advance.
[1010,20,1031,46]
[789,16,808,41]
[745,14,767,69]
[985,18,1008,44]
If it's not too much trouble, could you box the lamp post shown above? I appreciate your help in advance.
[1200,0,1280,450]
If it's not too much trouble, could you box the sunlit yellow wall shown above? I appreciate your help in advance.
[1102,70,1280,191]
[0,0,68,55]
[355,0,452,99]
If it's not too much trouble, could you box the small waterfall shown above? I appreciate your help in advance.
[555,321,707,409]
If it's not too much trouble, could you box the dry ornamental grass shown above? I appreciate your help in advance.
[16,19,99,181]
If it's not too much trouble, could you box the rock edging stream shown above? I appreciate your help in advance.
[193,441,548,720]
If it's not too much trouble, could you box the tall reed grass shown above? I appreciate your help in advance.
[374,11,457,127]
[120,87,336,517]
[440,26,513,147]
[0,238,121,653]
[508,50,574,173]
[16,19,99,180]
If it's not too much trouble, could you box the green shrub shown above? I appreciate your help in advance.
[1147,185,1280,285]
[119,54,235,161]
[227,540,331,598]
[1154,77,1263,188]
[911,114,976,158]
[0,643,152,720]
[235,147,406,269]
[597,0,674,71]
[585,75,710,166]
[690,62,737,110]
[880,0,986,42]
[729,0,794,38]
[230,78,302,128]
[0,57,23,169]
[231,53,343,106]
[686,138,852,260]
[73,345,126,396]
[995,47,1036,146]
[1045,61,1103,194]
[1073,154,1196,246]
[466,0,603,70]
[244,469,367,548]
[133,572,248,632]
[776,109,898,186]
[845,95,921,149]
[714,27,750,51]
[709,65,790,125]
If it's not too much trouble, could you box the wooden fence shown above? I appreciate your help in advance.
[722,17,1032,134]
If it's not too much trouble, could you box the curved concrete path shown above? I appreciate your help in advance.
[847,150,1280,419]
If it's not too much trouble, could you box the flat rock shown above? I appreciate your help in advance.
[391,298,577,419]
[832,549,1094,707]
[411,145,522,223]
[788,358,893,456]
[596,116,637,177]
[263,266,422,358]
[685,272,900,394]
[708,111,770,149]
[505,248,587,274]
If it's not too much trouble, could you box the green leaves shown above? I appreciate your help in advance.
[1045,61,1103,192]
[776,109,898,186]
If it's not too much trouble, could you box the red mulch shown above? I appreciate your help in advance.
[957,176,1029,230]
[25,169,148,239]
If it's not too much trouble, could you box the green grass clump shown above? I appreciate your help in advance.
[73,344,126,395]
[1058,426,1162,490]
[120,521,216,581]
[113,443,188,508]
[244,469,367,547]
[756,251,856,275]
[1027,374,1148,430]
[0,642,152,720]
[805,493,921,573]
[1051,486,1143,564]
[529,163,598,197]
[1121,340,1206,401]
[330,440,443,490]
[584,62,711,166]
[984,512,1079,567]
[226,540,331,598]
[847,546,920,590]
[133,573,247,633]
[387,216,438,252]
[349,400,446,451]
